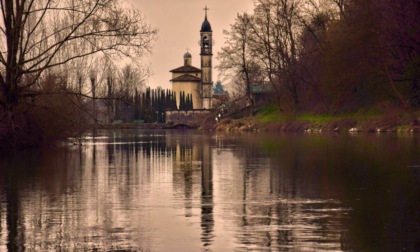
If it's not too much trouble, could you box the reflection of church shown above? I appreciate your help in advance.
[170,7,213,110]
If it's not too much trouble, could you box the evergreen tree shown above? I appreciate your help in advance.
[186,94,193,110]
[122,87,179,122]
[179,91,184,110]
[172,91,177,110]
[144,88,152,122]
[190,94,193,110]
[213,81,225,94]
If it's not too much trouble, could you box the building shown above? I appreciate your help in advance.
[170,7,213,110]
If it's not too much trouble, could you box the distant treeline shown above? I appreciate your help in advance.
[114,88,193,123]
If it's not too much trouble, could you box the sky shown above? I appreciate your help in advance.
[128,0,255,89]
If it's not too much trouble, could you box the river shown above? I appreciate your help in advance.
[0,130,419,251]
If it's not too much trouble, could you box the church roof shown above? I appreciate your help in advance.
[200,17,212,32]
[170,65,201,73]
[171,74,201,82]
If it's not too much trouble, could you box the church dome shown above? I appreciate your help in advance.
[200,17,212,32]
[184,51,192,58]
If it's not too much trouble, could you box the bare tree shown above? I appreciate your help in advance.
[330,0,347,18]
[0,0,157,148]
[295,1,337,112]
[0,0,157,112]
[378,0,420,107]
[217,13,257,114]
[249,0,303,110]
[249,1,281,104]
[117,63,147,98]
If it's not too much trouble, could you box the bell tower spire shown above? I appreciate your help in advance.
[200,6,213,109]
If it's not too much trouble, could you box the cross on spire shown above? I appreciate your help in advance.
[204,5,209,18]
[186,47,190,53]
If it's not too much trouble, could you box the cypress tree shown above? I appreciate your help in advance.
[180,91,185,111]
[134,89,139,120]
[166,89,171,110]
[145,88,152,122]
[179,91,182,110]
[161,89,165,112]
[185,94,190,111]
[172,91,177,110]
[188,94,193,110]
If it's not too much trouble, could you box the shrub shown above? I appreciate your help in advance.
[0,75,90,149]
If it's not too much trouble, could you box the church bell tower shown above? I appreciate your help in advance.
[200,6,213,109]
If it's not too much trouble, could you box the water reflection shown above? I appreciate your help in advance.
[0,130,418,251]
[228,133,419,251]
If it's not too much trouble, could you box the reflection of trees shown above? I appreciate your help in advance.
[166,132,194,217]
[0,130,178,250]
[0,150,79,250]
[214,134,347,250]
[167,132,214,247]
[0,131,214,251]
[0,132,418,251]
[219,133,420,251]
[5,171,24,252]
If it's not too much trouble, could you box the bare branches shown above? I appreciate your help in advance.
[217,12,258,112]
[0,0,157,110]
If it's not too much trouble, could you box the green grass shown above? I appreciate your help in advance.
[256,105,340,124]
[254,104,414,128]
[257,104,278,115]
[256,105,290,123]
[258,113,285,123]
[297,114,336,123]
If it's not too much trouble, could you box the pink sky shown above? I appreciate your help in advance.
[128,0,255,89]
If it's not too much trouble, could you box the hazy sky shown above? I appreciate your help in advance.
[128,0,255,89]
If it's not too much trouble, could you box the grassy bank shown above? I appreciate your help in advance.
[215,105,420,133]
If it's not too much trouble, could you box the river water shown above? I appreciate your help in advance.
[0,130,418,251]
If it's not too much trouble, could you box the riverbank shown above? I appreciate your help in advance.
[213,107,420,133]
[93,107,420,133]
[96,123,166,130]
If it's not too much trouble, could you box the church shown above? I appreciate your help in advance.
[170,7,213,110]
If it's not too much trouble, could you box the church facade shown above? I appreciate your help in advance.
[170,7,213,110]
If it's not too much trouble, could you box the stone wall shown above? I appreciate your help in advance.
[165,110,212,128]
